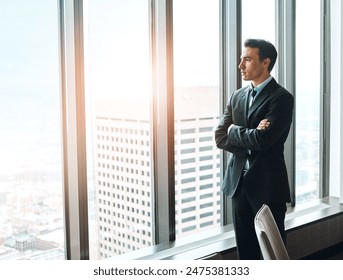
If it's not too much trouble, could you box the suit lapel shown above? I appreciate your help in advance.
[248,78,278,119]
[241,87,250,125]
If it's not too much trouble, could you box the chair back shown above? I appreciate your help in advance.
[254,204,290,260]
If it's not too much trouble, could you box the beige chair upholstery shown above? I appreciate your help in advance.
[198,252,223,260]
[254,204,290,260]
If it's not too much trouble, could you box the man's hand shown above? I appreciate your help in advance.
[256,119,270,130]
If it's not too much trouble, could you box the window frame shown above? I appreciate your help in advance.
[59,0,89,259]
[58,0,332,259]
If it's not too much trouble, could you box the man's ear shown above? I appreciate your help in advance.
[263,58,271,69]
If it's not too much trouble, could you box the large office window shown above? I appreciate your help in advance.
[84,0,153,259]
[173,0,221,238]
[0,1,64,259]
[295,0,321,203]
[1,0,336,261]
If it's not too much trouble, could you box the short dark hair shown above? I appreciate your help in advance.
[244,39,277,72]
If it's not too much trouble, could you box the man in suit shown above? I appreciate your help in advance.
[215,39,294,259]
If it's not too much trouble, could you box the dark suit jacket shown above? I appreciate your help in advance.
[215,78,294,203]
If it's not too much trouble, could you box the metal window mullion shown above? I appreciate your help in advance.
[151,0,175,244]
[340,0,343,204]
[59,0,89,260]
[219,0,241,225]
[276,0,296,206]
[341,0,343,204]
[320,0,331,198]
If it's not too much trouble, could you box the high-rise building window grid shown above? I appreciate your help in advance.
[93,114,153,256]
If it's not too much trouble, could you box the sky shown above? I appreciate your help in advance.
[0,0,321,181]
[0,0,61,177]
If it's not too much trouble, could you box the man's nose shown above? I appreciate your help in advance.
[238,60,244,69]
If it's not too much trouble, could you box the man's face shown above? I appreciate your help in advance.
[238,47,269,85]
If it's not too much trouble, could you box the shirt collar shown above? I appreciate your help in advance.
[250,76,273,95]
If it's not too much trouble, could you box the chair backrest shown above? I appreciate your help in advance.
[254,204,290,260]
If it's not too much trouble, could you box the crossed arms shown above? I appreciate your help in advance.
[215,92,294,156]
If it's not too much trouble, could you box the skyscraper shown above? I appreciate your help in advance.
[93,86,220,258]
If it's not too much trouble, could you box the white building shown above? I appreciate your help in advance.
[93,86,221,258]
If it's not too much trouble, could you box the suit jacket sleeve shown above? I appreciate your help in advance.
[227,91,294,151]
[215,93,248,157]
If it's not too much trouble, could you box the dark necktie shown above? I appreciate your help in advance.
[249,88,257,107]
[251,88,257,99]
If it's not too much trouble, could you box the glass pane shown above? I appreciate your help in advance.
[241,0,276,85]
[295,0,321,203]
[85,0,153,259]
[241,0,275,43]
[173,0,221,238]
[0,1,64,259]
